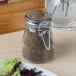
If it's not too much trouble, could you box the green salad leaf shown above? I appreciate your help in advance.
[12,69,21,76]
[0,58,20,75]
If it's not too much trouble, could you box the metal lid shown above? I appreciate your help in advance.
[25,10,51,23]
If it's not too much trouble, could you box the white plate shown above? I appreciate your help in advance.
[20,62,58,76]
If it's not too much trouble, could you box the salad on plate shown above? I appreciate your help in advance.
[0,58,57,76]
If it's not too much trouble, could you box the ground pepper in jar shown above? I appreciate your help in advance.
[22,10,55,63]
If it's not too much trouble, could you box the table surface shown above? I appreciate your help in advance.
[0,28,76,76]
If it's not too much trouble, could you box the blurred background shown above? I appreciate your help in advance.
[0,0,45,34]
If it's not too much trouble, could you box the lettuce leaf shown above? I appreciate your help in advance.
[0,58,20,75]
[12,69,21,76]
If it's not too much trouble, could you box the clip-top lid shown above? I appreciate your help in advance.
[25,10,51,23]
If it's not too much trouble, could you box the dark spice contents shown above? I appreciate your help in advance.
[22,29,54,63]
[22,10,54,63]
[26,10,48,21]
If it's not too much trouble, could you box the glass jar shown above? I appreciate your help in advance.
[22,10,54,63]
[45,0,76,30]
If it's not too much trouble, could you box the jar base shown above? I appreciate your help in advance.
[22,51,55,64]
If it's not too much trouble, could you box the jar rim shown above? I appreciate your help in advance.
[25,10,51,22]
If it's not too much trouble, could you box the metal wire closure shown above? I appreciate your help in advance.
[38,21,51,50]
